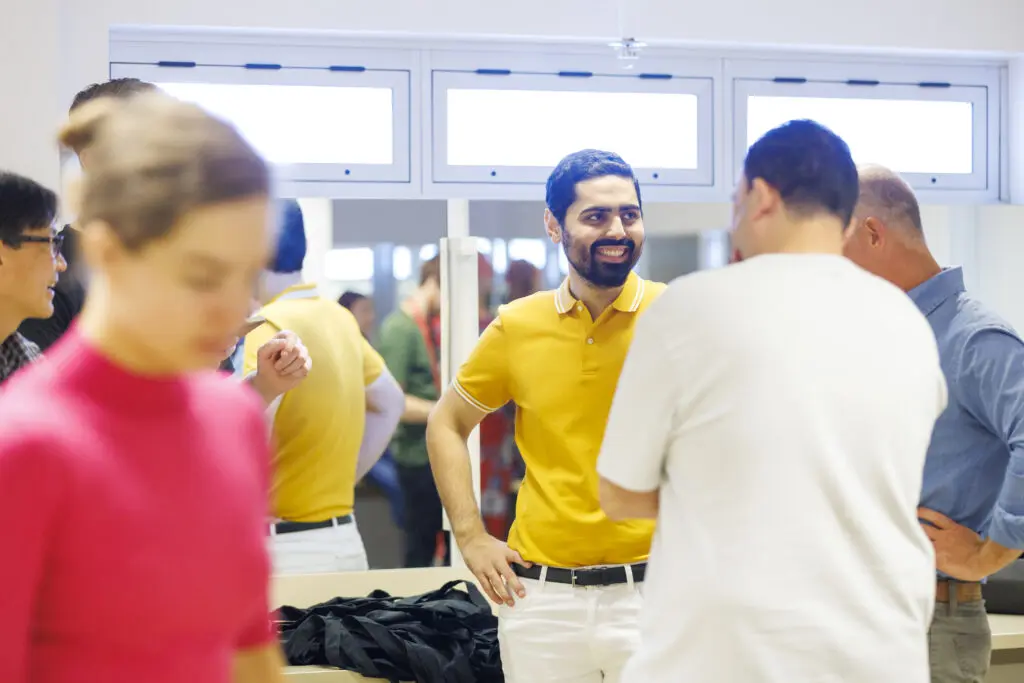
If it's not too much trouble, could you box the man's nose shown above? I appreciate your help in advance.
[606,216,627,239]
[56,252,68,273]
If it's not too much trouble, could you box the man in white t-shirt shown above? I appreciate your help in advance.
[596,119,947,683]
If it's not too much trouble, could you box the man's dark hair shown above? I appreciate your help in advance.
[338,291,367,309]
[743,119,859,227]
[545,149,642,226]
[0,171,58,245]
[70,78,157,113]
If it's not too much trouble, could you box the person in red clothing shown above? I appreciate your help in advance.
[0,93,285,683]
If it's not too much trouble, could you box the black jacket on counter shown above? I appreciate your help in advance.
[277,580,502,683]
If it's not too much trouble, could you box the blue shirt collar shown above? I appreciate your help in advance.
[908,267,965,317]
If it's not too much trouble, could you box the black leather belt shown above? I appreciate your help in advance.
[513,562,646,587]
[272,514,353,535]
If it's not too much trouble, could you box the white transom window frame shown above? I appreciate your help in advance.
[106,28,1006,204]
[726,58,1002,204]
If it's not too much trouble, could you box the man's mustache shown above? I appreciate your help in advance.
[590,239,636,254]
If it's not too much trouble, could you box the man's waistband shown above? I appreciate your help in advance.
[270,514,353,535]
[513,562,646,587]
[937,579,982,603]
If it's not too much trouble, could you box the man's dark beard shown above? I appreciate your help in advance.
[563,233,639,288]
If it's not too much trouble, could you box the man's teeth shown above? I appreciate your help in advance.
[598,248,626,256]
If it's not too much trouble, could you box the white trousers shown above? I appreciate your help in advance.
[268,517,369,575]
[498,571,644,683]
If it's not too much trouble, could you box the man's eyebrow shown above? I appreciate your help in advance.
[579,204,641,213]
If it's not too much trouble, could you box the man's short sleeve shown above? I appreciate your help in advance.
[452,313,511,413]
[362,338,385,386]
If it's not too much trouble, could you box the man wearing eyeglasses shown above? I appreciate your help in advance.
[0,171,67,384]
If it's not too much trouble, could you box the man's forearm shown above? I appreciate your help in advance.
[243,372,278,406]
[426,418,485,544]
[976,539,1023,577]
[402,394,436,424]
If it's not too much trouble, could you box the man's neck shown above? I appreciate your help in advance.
[771,220,845,256]
[567,271,623,319]
[891,242,943,293]
[0,309,25,343]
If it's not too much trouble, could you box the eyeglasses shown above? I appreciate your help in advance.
[14,233,65,259]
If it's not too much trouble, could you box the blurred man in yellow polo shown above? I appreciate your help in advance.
[244,199,404,574]
[426,150,664,683]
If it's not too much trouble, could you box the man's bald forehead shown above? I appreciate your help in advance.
[855,165,923,232]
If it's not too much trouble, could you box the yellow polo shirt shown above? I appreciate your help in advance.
[244,283,385,522]
[453,272,666,567]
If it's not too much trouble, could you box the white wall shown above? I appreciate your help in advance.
[0,0,1016,185]
[1,0,61,188]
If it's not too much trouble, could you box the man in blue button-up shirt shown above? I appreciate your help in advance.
[843,165,1024,683]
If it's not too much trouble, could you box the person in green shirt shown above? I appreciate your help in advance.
[377,256,445,567]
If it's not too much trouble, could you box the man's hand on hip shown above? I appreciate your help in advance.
[919,507,990,581]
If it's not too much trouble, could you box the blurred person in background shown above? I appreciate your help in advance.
[243,200,403,574]
[505,258,541,304]
[339,289,405,531]
[378,255,446,567]
[338,290,376,341]
[0,92,286,683]
[19,78,157,351]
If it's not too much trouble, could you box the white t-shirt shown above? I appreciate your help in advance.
[597,253,946,683]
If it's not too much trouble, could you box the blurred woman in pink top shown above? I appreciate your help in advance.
[0,93,285,682]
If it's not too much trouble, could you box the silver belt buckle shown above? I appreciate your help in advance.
[570,569,578,587]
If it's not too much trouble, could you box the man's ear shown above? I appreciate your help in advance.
[544,209,562,245]
[748,177,781,223]
[863,216,886,247]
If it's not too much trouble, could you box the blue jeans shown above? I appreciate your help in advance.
[366,449,404,528]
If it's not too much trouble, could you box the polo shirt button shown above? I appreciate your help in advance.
[587,338,594,345]
[576,303,583,312]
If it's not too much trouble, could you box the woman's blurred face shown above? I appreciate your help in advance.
[86,196,271,373]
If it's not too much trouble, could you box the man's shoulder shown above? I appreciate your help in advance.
[496,290,559,323]
[949,291,1018,339]
[380,309,417,334]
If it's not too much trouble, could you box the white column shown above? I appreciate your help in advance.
[440,199,480,569]
[1007,59,1024,204]
[296,198,334,294]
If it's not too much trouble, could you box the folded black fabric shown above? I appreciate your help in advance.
[277,580,502,683]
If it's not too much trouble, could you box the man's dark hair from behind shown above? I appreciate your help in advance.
[545,149,643,227]
[70,78,157,113]
[338,291,366,310]
[743,119,859,228]
[0,172,59,245]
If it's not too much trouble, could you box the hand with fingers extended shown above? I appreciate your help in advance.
[459,532,532,607]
